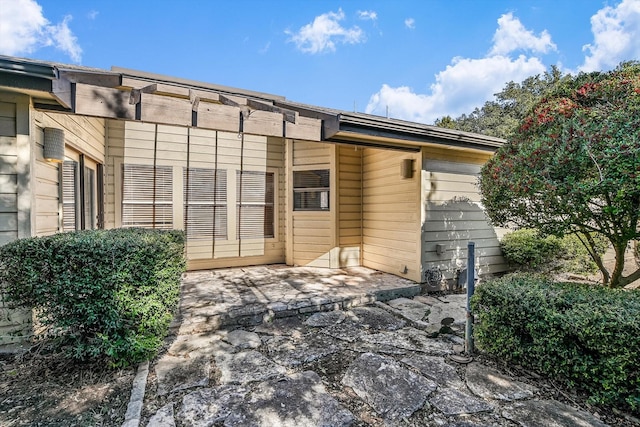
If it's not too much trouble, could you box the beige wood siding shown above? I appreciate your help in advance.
[0,95,32,347]
[0,101,18,246]
[289,141,335,267]
[337,145,362,267]
[106,121,285,270]
[34,112,106,163]
[362,148,421,282]
[104,120,124,229]
[32,112,106,236]
[422,151,508,284]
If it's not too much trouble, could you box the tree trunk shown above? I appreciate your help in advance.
[579,232,610,285]
[608,243,628,288]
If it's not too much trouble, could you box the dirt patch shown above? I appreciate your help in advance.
[0,350,134,427]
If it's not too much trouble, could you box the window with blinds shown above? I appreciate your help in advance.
[62,160,78,231]
[183,168,227,240]
[122,164,173,229]
[237,170,275,239]
[293,169,330,211]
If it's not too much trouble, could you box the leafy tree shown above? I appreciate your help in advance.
[436,66,566,139]
[433,115,457,129]
[479,61,640,288]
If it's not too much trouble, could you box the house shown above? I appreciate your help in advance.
[0,55,508,344]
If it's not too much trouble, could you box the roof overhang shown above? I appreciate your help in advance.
[0,55,505,151]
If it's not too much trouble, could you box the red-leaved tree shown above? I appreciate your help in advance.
[479,61,640,288]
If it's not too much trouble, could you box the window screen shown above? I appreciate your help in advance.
[184,167,227,240]
[122,164,173,229]
[293,169,329,211]
[237,170,275,238]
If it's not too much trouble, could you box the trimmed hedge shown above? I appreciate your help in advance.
[472,274,640,412]
[0,228,185,367]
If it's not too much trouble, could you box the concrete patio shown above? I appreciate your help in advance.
[172,265,423,335]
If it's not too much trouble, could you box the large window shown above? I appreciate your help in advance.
[122,164,173,229]
[237,170,275,238]
[183,167,227,240]
[293,169,329,211]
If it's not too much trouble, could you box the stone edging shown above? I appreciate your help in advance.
[122,360,150,427]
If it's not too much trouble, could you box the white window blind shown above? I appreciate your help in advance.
[183,168,227,240]
[122,164,173,229]
[237,170,275,239]
[62,160,78,231]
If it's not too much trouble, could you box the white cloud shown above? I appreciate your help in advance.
[581,0,640,71]
[366,55,546,124]
[287,8,364,54]
[366,14,552,124]
[358,10,377,21]
[489,12,556,55]
[88,10,99,20]
[405,18,415,29]
[0,0,82,62]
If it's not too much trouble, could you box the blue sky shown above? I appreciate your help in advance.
[1,0,640,124]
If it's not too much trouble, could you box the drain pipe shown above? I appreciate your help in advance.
[465,241,475,355]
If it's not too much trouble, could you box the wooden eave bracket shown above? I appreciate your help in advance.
[219,94,296,124]
[129,84,158,105]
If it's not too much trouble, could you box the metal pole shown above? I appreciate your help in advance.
[465,241,475,355]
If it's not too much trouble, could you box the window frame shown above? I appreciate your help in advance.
[292,169,330,212]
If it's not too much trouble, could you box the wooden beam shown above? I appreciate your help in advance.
[285,115,322,141]
[140,92,192,126]
[121,76,190,98]
[243,110,283,137]
[60,70,121,88]
[51,75,72,109]
[74,83,135,120]
[197,102,240,133]
[246,99,296,123]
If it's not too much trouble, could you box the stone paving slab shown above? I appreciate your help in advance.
[225,371,354,427]
[342,352,437,422]
[144,265,611,427]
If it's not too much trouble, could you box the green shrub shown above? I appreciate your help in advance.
[500,229,606,275]
[560,233,608,275]
[0,228,185,367]
[472,274,640,412]
[500,229,563,271]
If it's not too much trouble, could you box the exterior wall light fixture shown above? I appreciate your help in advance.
[43,127,65,163]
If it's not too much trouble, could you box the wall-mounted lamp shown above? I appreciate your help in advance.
[43,127,65,163]
[400,158,414,179]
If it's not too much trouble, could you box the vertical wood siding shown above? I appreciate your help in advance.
[337,145,362,267]
[362,148,421,282]
[422,150,508,283]
[291,141,334,267]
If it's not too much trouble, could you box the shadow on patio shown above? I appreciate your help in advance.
[171,265,422,335]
